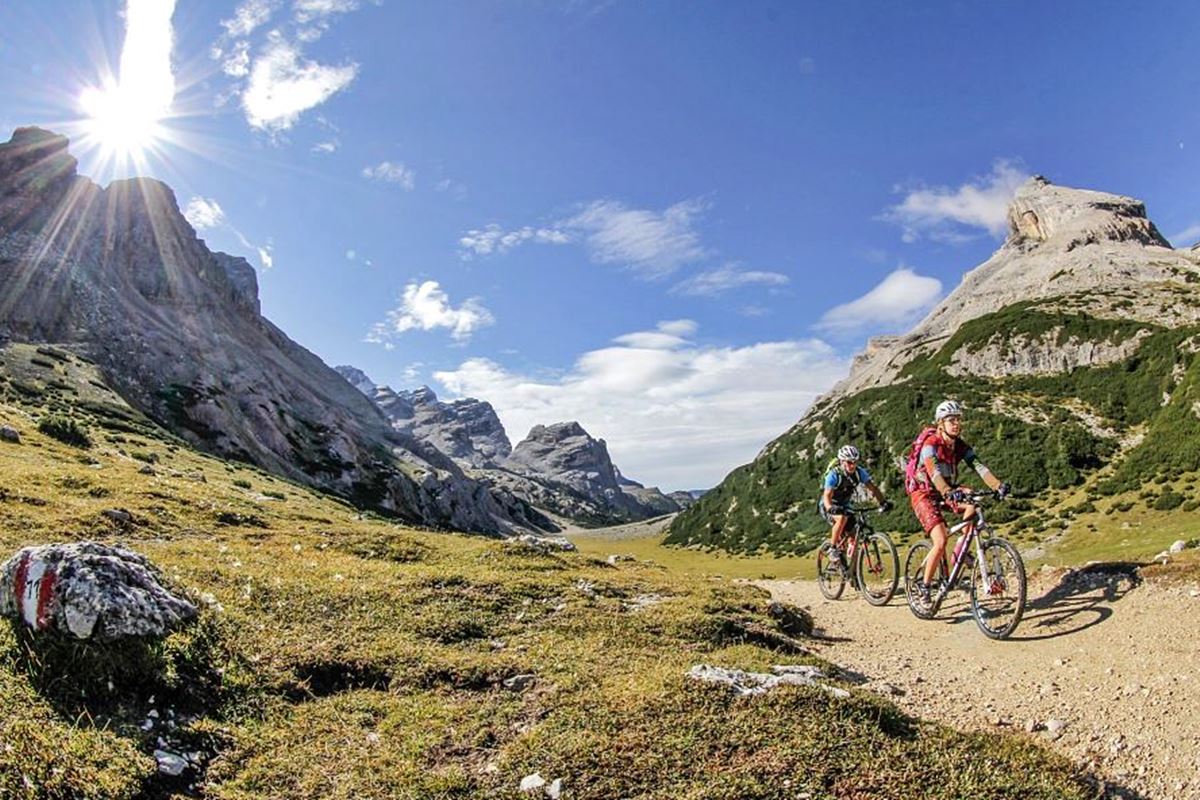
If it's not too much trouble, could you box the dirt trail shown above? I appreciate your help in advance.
[763,566,1200,800]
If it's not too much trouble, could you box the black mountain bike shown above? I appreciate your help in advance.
[815,505,899,606]
[903,491,1027,640]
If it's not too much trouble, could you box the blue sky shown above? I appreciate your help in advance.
[2,1,1199,490]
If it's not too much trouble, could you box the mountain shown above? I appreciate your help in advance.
[332,371,513,470]
[500,421,679,523]
[667,177,1200,554]
[0,126,549,536]
[337,368,681,526]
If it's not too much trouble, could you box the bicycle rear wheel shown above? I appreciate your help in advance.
[903,539,944,620]
[969,538,1026,640]
[816,542,846,600]
[856,531,899,606]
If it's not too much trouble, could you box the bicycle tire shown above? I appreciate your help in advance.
[856,530,899,606]
[816,541,846,600]
[969,537,1026,640]
[903,539,944,620]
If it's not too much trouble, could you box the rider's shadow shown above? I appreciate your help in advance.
[1008,562,1141,642]
[930,562,1141,641]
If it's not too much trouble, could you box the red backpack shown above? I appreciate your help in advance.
[903,426,939,495]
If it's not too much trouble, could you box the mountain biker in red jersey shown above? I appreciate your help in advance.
[910,400,1009,604]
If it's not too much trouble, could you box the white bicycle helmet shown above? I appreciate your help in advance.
[837,444,860,462]
[935,399,963,422]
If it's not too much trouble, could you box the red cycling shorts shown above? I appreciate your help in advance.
[910,490,964,534]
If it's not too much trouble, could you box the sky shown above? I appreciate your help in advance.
[2,1,1200,491]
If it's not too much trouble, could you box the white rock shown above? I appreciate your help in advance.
[503,673,537,692]
[1046,719,1067,738]
[546,778,563,799]
[1170,540,1188,554]
[154,750,188,776]
[520,773,547,794]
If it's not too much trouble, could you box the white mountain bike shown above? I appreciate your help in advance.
[903,491,1026,640]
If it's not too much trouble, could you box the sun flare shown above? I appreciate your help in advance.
[76,0,177,167]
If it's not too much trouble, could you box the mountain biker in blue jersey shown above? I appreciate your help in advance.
[821,444,892,566]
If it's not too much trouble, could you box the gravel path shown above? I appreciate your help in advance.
[763,564,1200,800]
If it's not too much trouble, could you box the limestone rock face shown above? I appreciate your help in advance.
[945,328,1153,378]
[806,176,1200,418]
[375,382,512,469]
[0,542,197,641]
[0,127,546,536]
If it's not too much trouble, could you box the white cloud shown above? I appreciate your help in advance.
[1169,223,1200,247]
[183,196,225,230]
[241,33,358,132]
[222,0,278,37]
[220,40,251,77]
[458,197,709,278]
[368,281,494,344]
[434,321,848,490]
[345,249,356,260]
[400,362,424,382]
[311,139,338,153]
[294,0,360,23]
[361,160,415,189]
[458,224,571,258]
[671,263,790,296]
[257,245,274,269]
[816,267,943,335]
[883,160,1029,243]
[564,198,708,278]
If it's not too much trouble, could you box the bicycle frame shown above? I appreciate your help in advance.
[927,497,995,612]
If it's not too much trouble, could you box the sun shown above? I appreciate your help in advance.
[79,80,168,163]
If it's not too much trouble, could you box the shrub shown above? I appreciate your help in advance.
[130,450,158,464]
[263,490,286,500]
[233,479,252,489]
[1153,491,1185,511]
[38,415,92,448]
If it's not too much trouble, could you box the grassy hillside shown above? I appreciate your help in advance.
[0,343,1096,799]
[667,300,1200,555]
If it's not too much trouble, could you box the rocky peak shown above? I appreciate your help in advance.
[1005,176,1169,250]
[409,385,439,405]
[508,422,619,489]
[335,365,377,396]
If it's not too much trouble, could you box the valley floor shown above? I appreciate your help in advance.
[764,559,1200,800]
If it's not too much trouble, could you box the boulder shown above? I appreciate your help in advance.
[0,542,197,640]
[0,425,19,443]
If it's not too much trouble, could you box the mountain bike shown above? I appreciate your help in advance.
[815,505,899,606]
[903,490,1026,639]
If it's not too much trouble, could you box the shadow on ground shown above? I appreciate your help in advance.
[1010,562,1141,642]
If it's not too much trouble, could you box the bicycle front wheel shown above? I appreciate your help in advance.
[970,538,1027,640]
[903,539,943,620]
[816,542,846,600]
[856,531,899,606]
